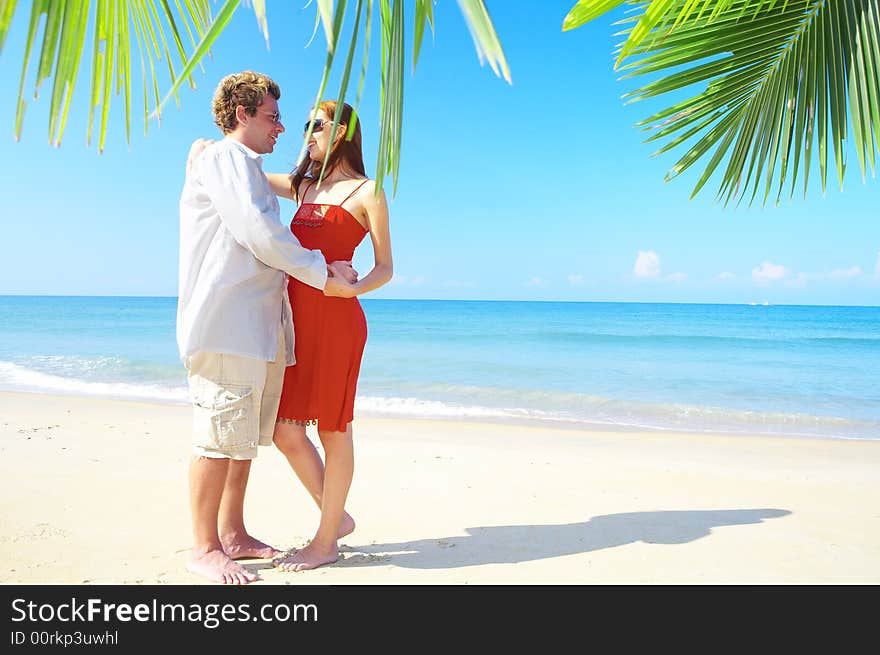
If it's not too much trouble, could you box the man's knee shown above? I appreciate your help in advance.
[227,458,252,474]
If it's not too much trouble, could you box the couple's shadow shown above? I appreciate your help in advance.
[332,508,791,569]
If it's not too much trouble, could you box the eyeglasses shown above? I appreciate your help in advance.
[257,110,282,125]
[303,118,329,134]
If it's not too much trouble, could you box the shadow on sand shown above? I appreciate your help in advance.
[331,508,791,570]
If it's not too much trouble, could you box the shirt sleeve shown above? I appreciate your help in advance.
[199,145,328,290]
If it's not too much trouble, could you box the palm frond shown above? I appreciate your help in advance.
[317,0,365,185]
[563,0,630,32]
[0,0,19,53]
[249,0,268,46]
[299,0,349,170]
[152,0,237,120]
[2,0,510,197]
[456,0,511,83]
[376,0,405,195]
[570,0,880,205]
[300,0,507,195]
[354,0,374,125]
[413,0,435,73]
[317,0,336,53]
[5,0,214,150]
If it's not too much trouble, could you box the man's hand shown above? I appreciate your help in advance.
[323,275,356,298]
[186,138,215,173]
[328,260,358,284]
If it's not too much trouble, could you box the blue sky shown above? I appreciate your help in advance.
[0,1,877,305]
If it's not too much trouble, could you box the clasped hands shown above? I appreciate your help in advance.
[324,261,358,298]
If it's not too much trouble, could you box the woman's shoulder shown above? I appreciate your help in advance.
[338,177,372,205]
[351,178,382,201]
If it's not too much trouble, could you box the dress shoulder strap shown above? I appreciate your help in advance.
[340,178,370,206]
[296,178,317,203]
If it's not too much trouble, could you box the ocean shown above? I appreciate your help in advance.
[1,296,877,440]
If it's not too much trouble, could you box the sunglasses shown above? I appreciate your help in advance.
[257,110,282,125]
[303,118,333,134]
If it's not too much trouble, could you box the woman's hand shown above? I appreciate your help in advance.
[186,138,215,174]
[323,275,357,298]
[328,260,359,284]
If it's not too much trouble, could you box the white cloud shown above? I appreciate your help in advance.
[567,274,585,286]
[784,266,865,287]
[752,261,789,284]
[389,275,426,287]
[716,271,735,281]
[666,272,687,283]
[526,277,546,288]
[826,266,863,279]
[634,251,661,278]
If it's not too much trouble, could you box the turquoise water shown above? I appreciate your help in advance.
[1,296,878,440]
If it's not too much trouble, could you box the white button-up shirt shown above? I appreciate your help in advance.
[176,137,327,364]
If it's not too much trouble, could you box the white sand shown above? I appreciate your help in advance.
[1,391,878,584]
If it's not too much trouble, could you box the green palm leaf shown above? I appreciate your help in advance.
[317,0,365,185]
[4,1,875,205]
[413,0,435,73]
[0,0,19,53]
[571,0,879,205]
[455,0,511,83]
[1,0,510,197]
[3,0,213,150]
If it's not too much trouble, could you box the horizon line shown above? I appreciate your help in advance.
[0,294,878,309]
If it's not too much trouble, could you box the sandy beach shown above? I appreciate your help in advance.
[1,390,878,585]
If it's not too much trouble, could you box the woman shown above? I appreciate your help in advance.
[265,100,393,572]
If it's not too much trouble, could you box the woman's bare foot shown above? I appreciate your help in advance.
[273,541,338,572]
[338,513,356,539]
[187,548,258,584]
[221,533,281,560]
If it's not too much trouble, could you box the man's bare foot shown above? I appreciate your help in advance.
[221,533,282,560]
[338,513,356,539]
[273,542,338,572]
[187,548,258,584]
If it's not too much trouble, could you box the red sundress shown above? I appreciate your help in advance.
[276,179,370,432]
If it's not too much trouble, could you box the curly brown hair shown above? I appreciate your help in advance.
[211,71,281,134]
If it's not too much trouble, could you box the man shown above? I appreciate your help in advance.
[176,71,356,584]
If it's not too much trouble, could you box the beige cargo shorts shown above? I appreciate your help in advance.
[184,328,285,460]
